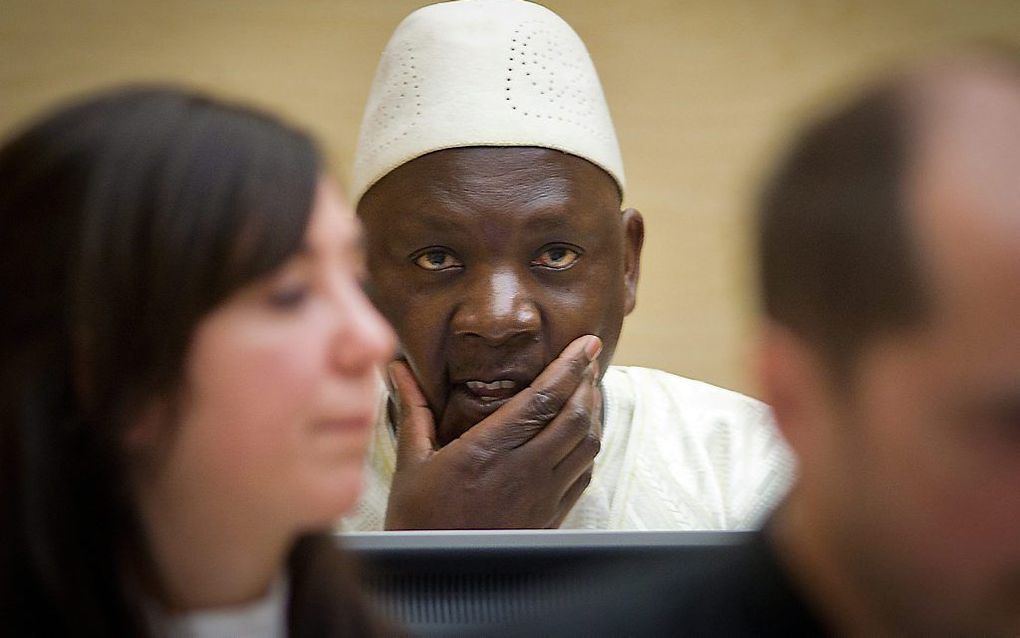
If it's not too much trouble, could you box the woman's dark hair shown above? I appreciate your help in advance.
[0,87,384,635]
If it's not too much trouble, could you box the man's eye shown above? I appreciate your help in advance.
[532,245,580,270]
[413,249,461,271]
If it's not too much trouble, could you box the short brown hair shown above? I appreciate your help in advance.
[756,81,929,377]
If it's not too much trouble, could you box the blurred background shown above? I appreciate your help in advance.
[3,0,1019,396]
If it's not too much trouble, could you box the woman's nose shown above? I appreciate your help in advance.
[330,279,397,373]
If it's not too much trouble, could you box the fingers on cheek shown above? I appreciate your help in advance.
[580,468,594,489]
[578,367,601,427]
[584,433,601,462]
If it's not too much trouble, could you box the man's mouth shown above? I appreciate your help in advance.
[437,363,543,443]
[464,379,519,402]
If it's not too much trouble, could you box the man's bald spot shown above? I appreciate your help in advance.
[903,56,1020,329]
[906,56,1020,238]
[757,49,1020,376]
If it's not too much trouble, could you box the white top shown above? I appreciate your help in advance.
[145,576,288,638]
[340,366,795,531]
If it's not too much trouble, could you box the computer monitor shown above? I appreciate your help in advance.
[339,530,751,636]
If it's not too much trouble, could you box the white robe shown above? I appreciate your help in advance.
[340,366,795,531]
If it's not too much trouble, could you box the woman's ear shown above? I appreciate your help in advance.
[621,208,644,316]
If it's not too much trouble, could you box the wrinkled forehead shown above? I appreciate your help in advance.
[357,146,622,219]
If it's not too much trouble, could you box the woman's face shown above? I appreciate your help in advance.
[140,177,395,532]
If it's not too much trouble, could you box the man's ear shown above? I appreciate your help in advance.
[621,208,644,315]
[755,321,833,465]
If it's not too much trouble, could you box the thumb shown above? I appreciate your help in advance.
[388,361,437,466]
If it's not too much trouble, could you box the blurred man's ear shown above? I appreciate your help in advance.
[756,321,835,466]
[621,208,644,315]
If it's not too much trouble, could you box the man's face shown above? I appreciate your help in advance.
[821,288,1020,635]
[787,71,1020,635]
[358,147,641,446]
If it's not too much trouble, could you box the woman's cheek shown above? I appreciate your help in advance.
[230,319,326,416]
[189,308,328,437]
[174,316,325,495]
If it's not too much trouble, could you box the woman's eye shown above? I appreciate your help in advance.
[267,285,309,309]
[532,245,580,270]
[413,249,461,271]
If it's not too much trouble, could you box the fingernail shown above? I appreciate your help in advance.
[590,359,600,382]
[584,336,603,362]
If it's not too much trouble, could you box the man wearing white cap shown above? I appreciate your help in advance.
[342,0,793,530]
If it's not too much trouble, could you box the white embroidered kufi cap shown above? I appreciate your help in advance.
[351,0,625,205]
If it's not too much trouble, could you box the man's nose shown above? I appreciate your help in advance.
[450,269,540,346]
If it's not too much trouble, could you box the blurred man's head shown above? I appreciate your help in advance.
[757,52,1020,635]
[353,0,642,446]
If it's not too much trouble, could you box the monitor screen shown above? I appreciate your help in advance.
[339,530,751,636]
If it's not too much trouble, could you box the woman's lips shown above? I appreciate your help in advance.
[314,415,374,433]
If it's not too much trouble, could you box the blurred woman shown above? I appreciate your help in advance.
[0,87,396,636]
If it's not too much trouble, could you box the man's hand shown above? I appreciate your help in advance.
[384,335,603,529]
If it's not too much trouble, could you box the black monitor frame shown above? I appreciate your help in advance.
[340,530,751,636]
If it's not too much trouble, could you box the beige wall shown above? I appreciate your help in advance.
[3,1,1018,396]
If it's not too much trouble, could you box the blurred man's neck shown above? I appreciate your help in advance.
[769,490,896,636]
